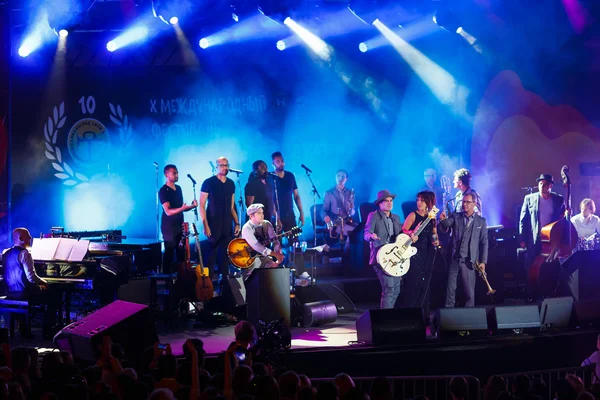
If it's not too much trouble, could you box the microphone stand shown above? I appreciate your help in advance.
[231,170,245,225]
[191,181,199,222]
[304,169,321,247]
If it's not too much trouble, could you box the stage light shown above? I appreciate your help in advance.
[58,29,69,38]
[232,13,239,22]
[359,42,368,53]
[169,16,179,25]
[199,38,209,49]
[456,26,463,34]
[105,26,149,52]
[276,40,286,51]
[258,0,294,25]
[18,46,31,57]
[433,10,461,33]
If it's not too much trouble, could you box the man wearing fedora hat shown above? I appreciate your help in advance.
[364,190,403,309]
[519,173,565,269]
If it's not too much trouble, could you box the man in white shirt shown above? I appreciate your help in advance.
[240,203,284,279]
[571,198,600,240]
[581,334,600,384]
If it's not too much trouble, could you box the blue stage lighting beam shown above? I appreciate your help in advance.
[106,26,149,52]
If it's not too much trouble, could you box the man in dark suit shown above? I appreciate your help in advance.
[440,192,488,307]
[364,190,403,309]
[519,173,565,268]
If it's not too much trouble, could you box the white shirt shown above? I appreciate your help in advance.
[538,195,554,229]
[241,220,278,256]
[571,213,600,238]
[582,350,600,383]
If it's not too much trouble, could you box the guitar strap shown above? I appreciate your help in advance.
[256,224,269,247]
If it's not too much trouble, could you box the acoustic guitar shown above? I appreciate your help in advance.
[227,226,302,269]
[177,222,214,302]
[190,223,213,302]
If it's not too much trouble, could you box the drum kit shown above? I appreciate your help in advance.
[578,232,600,251]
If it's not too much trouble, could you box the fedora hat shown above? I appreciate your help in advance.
[374,190,396,205]
[536,174,554,184]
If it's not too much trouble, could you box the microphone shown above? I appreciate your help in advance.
[268,172,278,177]
[209,161,216,173]
[521,186,534,190]
[229,168,244,174]
[153,161,159,167]
[187,174,197,185]
[301,164,312,173]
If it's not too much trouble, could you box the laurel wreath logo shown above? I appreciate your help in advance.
[109,103,133,146]
[44,102,89,187]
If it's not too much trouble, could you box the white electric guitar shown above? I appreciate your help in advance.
[377,206,439,277]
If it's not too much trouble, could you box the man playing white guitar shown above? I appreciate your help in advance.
[240,203,284,279]
[364,190,403,309]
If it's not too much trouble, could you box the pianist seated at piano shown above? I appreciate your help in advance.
[1,228,59,337]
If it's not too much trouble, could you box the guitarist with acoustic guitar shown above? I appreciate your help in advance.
[239,203,284,279]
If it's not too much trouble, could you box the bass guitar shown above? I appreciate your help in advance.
[227,226,302,269]
[377,206,439,277]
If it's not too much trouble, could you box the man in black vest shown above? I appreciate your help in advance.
[440,192,488,308]
[2,228,57,337]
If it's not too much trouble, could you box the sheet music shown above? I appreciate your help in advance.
[30,238,89,261]
[68,240,89,261]
[54,238,76,260]
[31,238,61,260]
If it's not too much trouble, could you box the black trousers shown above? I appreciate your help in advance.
[207,234,231,278]
[8,286,60,337]
[162,232,184,274]
[445,258,476,308]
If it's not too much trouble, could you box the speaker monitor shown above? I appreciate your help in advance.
[302,300,338,328]
[432,308,489,339]
[245,268,290,327]
[540,297,573,331]
[53,300,157,365]
[356,308,426,345]
[489,305,540,335]
[575,299,600,327]
[294,284,356,315]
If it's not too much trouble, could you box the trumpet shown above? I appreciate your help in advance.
[475,262,496,296]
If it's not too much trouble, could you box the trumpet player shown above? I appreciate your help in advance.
[321,169,357,249]
[439,192,489,308]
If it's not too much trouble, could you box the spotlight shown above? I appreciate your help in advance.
[257,0,293,25]
[18,46,31,57]
[359,42,368,53]
[199,38,209,49]
[232,13,239,22]
[276,40,286,51]
[58,29,69,38]
[169,16,179,25]
[456,26,463,34]
[107,41,117,52]
[433,10,461,33]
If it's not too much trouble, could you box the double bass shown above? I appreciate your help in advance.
[528,166,577,294]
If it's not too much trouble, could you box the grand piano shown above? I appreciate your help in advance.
[33,229,162,324]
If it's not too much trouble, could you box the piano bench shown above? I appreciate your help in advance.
[0,297,32,338]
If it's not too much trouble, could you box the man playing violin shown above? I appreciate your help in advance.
[240,203,284,279]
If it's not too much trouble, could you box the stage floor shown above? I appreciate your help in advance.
[157,304,370,357]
